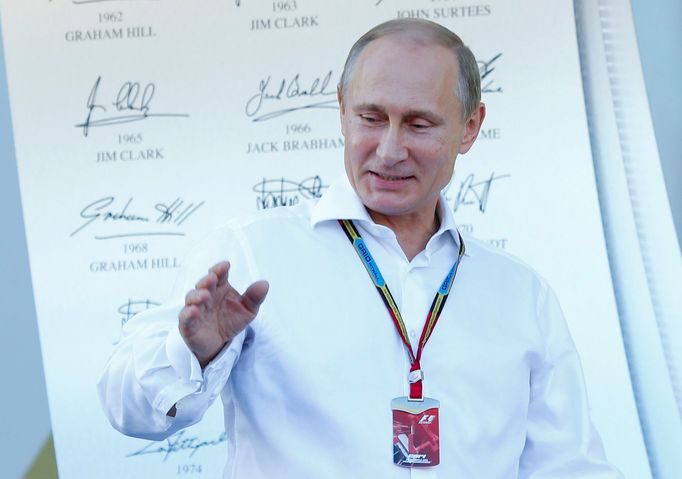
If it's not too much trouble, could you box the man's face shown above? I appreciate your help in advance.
[339,35,484,222]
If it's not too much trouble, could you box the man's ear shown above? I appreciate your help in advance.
[337,85,346,114]
[337,85,347,135]
[458,102,486,155]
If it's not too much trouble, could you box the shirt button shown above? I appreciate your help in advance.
[409,329,417,340]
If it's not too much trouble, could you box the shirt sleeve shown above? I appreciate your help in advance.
[518,282,624,478]
[97,224,256,440]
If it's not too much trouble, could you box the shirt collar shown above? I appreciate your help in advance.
[310,175,468,256]
[310,174,374,226]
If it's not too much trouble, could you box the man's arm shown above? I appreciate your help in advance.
[519,283,624,478]
[98,229,268,439]
[97,300,243,440]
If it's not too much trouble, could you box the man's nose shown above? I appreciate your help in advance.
[376,124,408,166]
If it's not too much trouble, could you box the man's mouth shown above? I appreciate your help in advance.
[370,171,412,181]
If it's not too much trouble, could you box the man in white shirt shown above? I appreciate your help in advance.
[99,18,622,478]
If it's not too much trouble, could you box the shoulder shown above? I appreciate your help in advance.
[174,202,317,294]
[458,234,566,354]
[192,202,316,250]
[219,201,315,234]
[459,232,550,298]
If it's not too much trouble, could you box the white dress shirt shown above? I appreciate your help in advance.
[99,175,623,479]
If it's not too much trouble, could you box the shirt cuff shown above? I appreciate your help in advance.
[154,327,245,418]
[200,332,246,395]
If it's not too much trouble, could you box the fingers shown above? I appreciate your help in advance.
[192,262,230,296]
[210,261,230,288]
[194,273,217,293]
[185,288,211,307]
[179,304,202,322]
[240,280,270,314]
[187,261,266,320]
[178,304,203,337]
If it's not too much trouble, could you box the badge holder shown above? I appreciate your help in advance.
[392,370,440,467]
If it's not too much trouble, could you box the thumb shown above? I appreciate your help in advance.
[241,280,269,314]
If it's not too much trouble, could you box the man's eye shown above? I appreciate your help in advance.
[360,114,381,123]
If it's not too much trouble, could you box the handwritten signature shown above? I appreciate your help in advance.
[155,198,205,226]
[479,53,503,94]
[445,172,511,213]
[70,196,204,239]
[253,175,328,210]
[75,76,189,137]
[127,430,227,462]
[118,298,160,326]
[245,71,337,122]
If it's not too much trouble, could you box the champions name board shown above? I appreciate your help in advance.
[0,1,650,477]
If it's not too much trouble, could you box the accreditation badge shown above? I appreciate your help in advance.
[391,397,440,467]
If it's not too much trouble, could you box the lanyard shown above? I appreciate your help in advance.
[338,219,465,401]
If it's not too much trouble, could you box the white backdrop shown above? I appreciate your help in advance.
[0,1,652,478]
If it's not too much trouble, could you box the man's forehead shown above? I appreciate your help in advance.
[346,37,459,98]
[352,35,458,80]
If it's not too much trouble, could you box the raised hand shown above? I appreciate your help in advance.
[178,261,269,368]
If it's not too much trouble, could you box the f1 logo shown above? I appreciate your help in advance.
[419,414,435,425]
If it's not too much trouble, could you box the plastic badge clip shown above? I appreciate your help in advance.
[408,369,424,402]
[408,369,424,383]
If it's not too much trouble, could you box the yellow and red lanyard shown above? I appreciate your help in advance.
[339,219,465,401]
